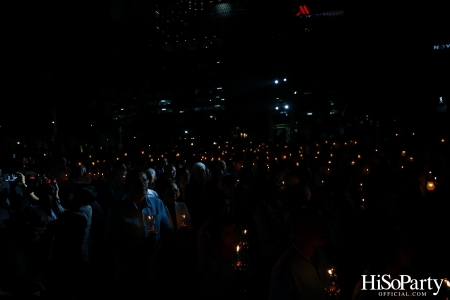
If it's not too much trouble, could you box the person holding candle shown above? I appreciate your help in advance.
[176,167,190,202]
[269,207,330,300]
[105,168,173,298]
[162,180,193,232]
[200,215,256,300]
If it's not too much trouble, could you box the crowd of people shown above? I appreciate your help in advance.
[0,133,448,299]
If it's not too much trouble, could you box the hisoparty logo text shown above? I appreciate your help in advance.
[361,275,443,296]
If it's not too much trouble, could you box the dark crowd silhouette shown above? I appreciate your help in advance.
[0,134,449,299]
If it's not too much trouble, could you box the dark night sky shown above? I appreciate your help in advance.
[3,0,449,139]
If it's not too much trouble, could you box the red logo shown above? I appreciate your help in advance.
[296,5,310,16]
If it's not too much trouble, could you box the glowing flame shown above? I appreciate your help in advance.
[444,278,450,288]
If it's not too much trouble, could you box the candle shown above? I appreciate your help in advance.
[444,278,450,300]
[181,214,187,227]
[426,181,435,192]
[351,161,355,166]
[357,155,361,159]
[401,151,406,157]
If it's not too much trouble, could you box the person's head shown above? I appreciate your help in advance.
[73,184,97,206]
[222,174,237,197]
[369,221,412,271]
[209,215,240,251]
[192,162,207,184]
[58,157,67,168]
[126,168,149,196]
[158,158,168,168]
[74,165,87,178]
[269,160,285,181]
[292,207,327,250]
[178,167,190,186]
[208,189,231,217]
[164,164,176,181]
[206,167,212,182]
[216,160,226,173]
[211,168,224,185]
[163,180,179,204]
[144,168,157,188]
[114,161,127,176]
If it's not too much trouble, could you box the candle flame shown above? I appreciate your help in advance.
[444,278,450,288]
[237,245,240,252]
[244,230,247,234]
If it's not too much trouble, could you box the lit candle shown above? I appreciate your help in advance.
[444,278,450,300]
[351,161,355,166]
[426,181,435,192]
[442,139,445,143]
[357,155,361,159]
[181,214,187,227]
[401,151,406,157]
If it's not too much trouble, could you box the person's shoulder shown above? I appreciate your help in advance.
[146,194,164,207]
[273,246,302,267]
[175,201,188,210]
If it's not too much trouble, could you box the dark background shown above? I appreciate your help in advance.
[2,0,449,142]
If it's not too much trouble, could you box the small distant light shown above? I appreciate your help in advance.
[274,80,278,84]
[185,131,188,133]
[162,108,166,111]
[285,105,288,109]
[283,78,287,81]
[121,108,124,110]
[191,143,193,145]
[307,112,313,115]
[275,107,279,110]
[217,61,220,63]
[294,91,297,94]
[52,121,54,124]
[91,124,93,127]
